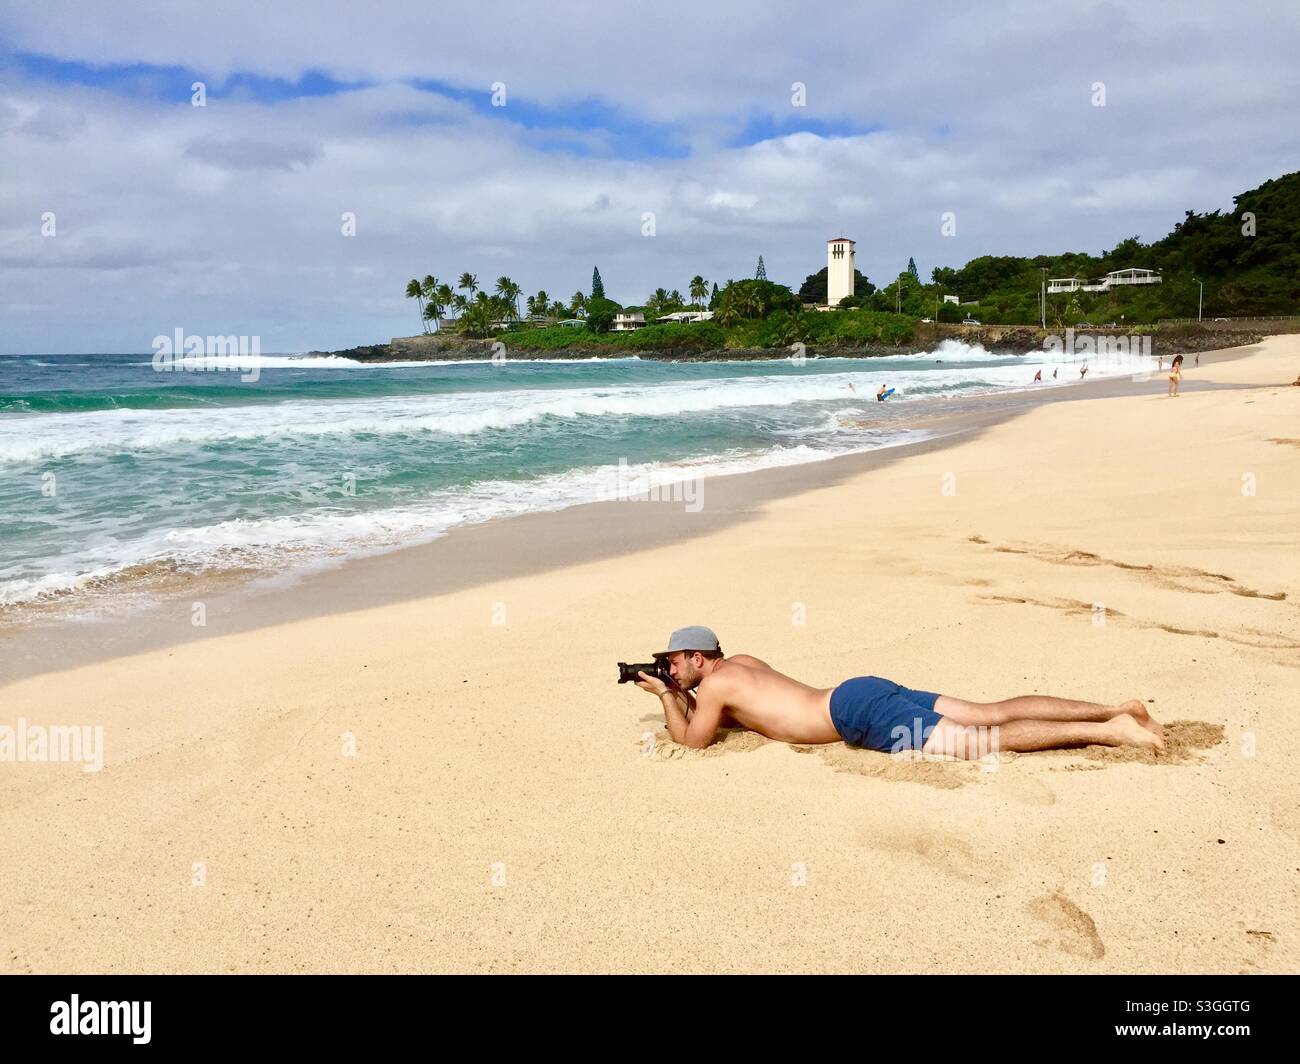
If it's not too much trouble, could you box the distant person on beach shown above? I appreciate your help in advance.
[1168,354,1183,397]
[1080,364,1089,379]
[1196,353,1200,366]
[1033,369,1042,383]
[1158,357,1164,372]
[635,626,1164,757]
[1053,367,1058,379]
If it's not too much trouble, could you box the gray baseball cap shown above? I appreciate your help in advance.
[654,625,722,658]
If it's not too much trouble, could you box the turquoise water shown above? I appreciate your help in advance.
[0,344,1116,606]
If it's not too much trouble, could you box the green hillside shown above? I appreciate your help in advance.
[896,170,1300,325]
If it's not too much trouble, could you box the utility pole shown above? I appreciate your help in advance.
[1039,267,1047,328]
[1198,280,1203,322]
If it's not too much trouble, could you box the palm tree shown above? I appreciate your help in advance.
[714,303,739,327]
[532,291,549,318]
[669,289,684,309]
[549,300,568,318]
[435,283,455,322]
[424,284,447,330]
[405,278,426,333]
[647,288,670,314]
[569,291,587,317]
[458,272,478,300]
[420,275,440,332]
[459,300,496,338]
[495,276,522,321]
[689,275,708,309]
[451,293,469,318]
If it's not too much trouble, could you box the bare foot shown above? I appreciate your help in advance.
[1116,698,1148,722]
[1108,713,1164,754]
[1117,699,1165,741]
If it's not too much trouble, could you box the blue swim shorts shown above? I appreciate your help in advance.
[829,676,944,753]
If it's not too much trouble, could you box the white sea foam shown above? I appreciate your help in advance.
[0,352,1149,464]
[0,432,935,606]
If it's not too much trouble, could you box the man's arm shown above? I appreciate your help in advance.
[638,673,722,749]
[680,683,726,749]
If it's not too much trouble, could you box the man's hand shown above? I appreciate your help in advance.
[635,671,670,696]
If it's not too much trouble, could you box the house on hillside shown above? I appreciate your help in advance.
[656,310,714,323]
[1048,267,1161,294]
[611,311,646,331]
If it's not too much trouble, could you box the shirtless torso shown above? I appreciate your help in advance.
[691,655,841,744]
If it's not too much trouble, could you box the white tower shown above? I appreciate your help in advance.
[827,237,856,307]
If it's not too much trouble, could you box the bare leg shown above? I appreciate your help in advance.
[937,693,1145,724]
[923,714,1163,759]
[935,694,1164,740]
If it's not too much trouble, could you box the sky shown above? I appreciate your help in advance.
[2,0,1298,353]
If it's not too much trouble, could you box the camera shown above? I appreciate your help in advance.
[617,659,672,685]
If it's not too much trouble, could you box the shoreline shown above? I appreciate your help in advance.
[0,341,1261,683]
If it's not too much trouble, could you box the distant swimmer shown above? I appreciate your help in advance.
[847,381,856,393]
[1033,369,1042,383]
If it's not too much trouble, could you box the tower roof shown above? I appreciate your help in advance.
[827,236,855,244]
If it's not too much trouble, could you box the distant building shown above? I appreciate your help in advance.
[942,294,959,305]
[611,311,646,331]
[1048,267,1162,294]
[656,310,714,323]
[827,237,856,307]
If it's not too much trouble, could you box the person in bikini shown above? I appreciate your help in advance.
[1168,353,1183,397]
[634,626,1164,758]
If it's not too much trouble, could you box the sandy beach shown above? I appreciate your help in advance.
[2,336,1297,974]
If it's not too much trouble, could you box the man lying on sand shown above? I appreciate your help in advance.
[635,626,1164,757]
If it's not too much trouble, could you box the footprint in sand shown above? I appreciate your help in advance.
[1029,891,1105,959]
[861,828,1009,884]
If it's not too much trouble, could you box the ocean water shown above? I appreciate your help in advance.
[0,341,1139,609]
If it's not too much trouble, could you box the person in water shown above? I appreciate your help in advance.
[1033,369,1042,383]
[876,385,889,402]
[1168,353,1183,397]
[635,627,1164,758]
